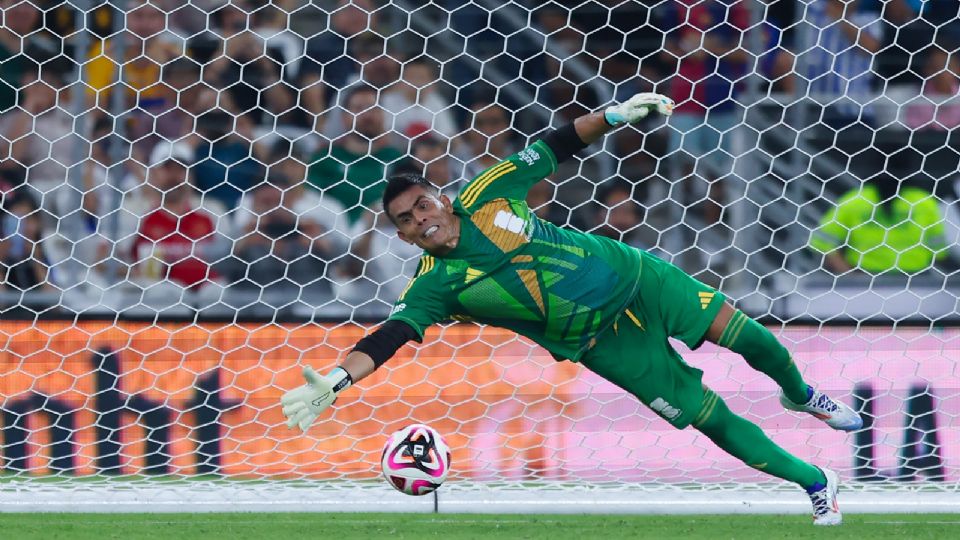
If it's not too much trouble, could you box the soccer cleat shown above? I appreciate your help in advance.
[780,387,863,431]
[808,468,842,526]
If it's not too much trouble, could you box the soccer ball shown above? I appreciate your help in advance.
[381,423,451,496]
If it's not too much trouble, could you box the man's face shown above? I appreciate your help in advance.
[253,185,282,212]
[331,0,374,37]
[602,190,642,232]
[473,105,509,137]
[347,90,384,139]
[128,2,165,39]
[2,1,39,36]
[403,63,434,89]
[388,185,457,254]
[149,160,187,192]
[23,79,57,111]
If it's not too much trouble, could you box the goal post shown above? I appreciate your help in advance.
[1,0,959,513]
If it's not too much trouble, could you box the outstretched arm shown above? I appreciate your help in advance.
[542,92,675,163]
[281,320,419,431]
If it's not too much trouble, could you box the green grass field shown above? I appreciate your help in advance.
[2,513,958,540]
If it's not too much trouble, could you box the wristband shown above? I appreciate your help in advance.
[328,367,353,393]
[603,107,626,127]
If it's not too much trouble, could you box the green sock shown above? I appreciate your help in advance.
[718,310,809,404]
[694,388,826,489]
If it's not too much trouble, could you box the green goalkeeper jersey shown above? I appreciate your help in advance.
[387,140,643,361]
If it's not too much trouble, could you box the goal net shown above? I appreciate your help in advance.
[1,0,958,513]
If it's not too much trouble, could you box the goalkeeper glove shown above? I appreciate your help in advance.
[281,366,352,432]
[604,92,675,126]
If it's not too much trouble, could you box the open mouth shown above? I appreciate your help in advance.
[423,225,439,239]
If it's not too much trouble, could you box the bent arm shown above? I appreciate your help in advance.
[544,93,674,162]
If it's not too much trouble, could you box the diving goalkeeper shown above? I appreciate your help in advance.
[281,92,861,526]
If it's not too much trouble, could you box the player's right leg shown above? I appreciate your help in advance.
[705,305,862,432]
[693,386,843,526]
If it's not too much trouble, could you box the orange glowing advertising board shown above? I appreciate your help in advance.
[1,320,957,483]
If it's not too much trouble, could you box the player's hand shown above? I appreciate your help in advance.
[604,92,675,126]
[281,366,339,432]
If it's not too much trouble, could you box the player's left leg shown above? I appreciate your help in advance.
[640,249,861,432]
[705,304,862,432]
[580,298,842,526]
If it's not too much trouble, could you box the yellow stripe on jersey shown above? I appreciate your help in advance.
[461,161,518,209]
[624,308,644,330]
[399,255,435,300]
[516,269,545,316]
[460,161,513,205]
[416,255,435,277]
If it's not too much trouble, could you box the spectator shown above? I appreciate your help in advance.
[191,110,266,210]
[756,20,796,95]
[0,69,73,211]
[0,188,52,292]
[116,142,189,254]
[382,57,458,141]
[55,117,124,292]
[250,0,304,81]
[409,133,460,190]
[0,0,51,112]
[85,0,182,156]
[797,0,883,127]
[236,145,356,265]
[199,0,293,126]
[943,176,960,263]
[659,0,749,223]
[298,0,383,132]
[811,174,949,275]
[307,84,403,226]
[128,144,225,293]
[317,32,403,140]
[905,46,960,131]
[302,0,381,99]
[457,102,519,180]
[154,57,204,142]
[591,180,656,252]
[231,176,351,291]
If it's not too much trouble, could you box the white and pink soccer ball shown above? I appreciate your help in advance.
[381,423,451,496]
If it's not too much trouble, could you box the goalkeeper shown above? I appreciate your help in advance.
[282,92,861,526]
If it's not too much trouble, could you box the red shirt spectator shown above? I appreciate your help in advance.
[131,205,217,289]
[663,0,749,115]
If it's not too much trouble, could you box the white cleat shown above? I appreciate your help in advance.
[809,468,842,526]
[780,388,863,431]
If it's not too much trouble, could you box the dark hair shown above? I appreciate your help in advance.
[382,173,435,222]
[163,57,200,82]
[405,56,439,74]
[599,179,636,203]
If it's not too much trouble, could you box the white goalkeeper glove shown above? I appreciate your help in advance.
[281,366,352,432]
[604,92,674,126]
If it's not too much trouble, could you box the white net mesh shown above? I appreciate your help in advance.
[1,0,959,512]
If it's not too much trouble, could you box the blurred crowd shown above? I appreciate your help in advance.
[0,0,958,318]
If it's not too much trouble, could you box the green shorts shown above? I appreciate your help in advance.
[580,252,726,429]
